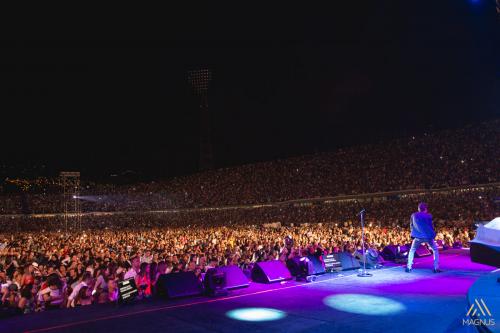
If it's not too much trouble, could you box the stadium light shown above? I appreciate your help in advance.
[187,68,214,171]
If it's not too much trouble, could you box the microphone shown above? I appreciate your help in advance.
[357,209,366,216]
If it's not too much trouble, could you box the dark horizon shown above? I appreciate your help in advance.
[1,1,499,181]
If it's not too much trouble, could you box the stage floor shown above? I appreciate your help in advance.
[3,249,497,333]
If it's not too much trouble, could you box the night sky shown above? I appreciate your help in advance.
[1,1,499,181]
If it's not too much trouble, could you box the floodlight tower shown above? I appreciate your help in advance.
[59,171,81,232]
[188,68,213,171]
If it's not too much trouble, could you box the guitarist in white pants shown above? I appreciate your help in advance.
[406,202,441,273]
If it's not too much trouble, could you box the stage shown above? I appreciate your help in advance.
[3,249,497,333]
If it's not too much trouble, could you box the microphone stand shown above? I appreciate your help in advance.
[357,209,373,277]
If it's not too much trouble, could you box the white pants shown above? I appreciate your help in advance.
[407,238,439,269]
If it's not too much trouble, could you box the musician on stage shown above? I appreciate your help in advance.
[406,202,441,273]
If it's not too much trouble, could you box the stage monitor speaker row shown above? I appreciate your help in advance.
[251,260,292,283]
[155,271,203,299]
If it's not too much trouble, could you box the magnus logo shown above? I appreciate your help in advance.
[462,298,495,327]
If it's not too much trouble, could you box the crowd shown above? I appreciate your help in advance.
[0,186,496,316]
[0,186,496,233]
[0,119,498,317]
[0,119,498,214]
[0,217,474,316]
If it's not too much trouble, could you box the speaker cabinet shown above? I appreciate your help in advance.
[251,260,292,283]
[218,265,250,289]
[155,271,202,299]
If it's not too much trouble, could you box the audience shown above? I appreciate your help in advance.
[0,119,498,213]
[0,189,495,317]
[0,120,498,317]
